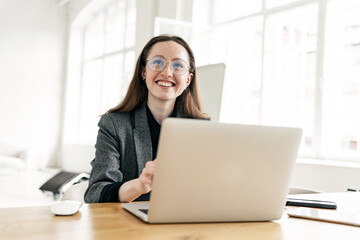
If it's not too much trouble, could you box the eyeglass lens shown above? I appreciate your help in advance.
[148,56,188,75]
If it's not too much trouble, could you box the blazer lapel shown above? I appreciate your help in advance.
[133,105,153,176]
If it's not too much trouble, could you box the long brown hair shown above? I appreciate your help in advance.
[107,34,209,119]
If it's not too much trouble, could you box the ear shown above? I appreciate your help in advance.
[141,67,146,80]
[186,73,193,86]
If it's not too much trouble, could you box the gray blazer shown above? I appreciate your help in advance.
[84,104,154,203]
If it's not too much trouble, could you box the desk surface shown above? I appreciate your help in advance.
[1,192,359,240]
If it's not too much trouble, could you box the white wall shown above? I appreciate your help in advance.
[0,0,67,169]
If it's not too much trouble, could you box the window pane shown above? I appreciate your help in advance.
[189,29,213,66]
[102,54,123,113]
[263,4,318,155]
[105,0,126,53]
[122,51,135,97]
[84,13,105,60]
[212,17,263,124]
[125,0,136,48]
[322,0,360,159]
[213,0,261,24]
[192,0,211,26]
[79,60,103,143]
[266,0,300,9]
[65,0,137,145]
[154,17,193,41]
[154,17,212,66]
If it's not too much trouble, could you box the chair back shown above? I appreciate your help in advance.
[61,181,89,203]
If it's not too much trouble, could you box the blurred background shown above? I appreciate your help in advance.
[0,0,360,207]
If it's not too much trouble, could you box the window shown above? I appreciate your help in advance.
[321,0,360,159]
[64,0,136,145]
[262,4,318,156]
[157,0,360,161]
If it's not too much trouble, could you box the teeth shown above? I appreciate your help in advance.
[157,81,173,87]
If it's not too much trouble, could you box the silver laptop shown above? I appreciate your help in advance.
[122,118,302,223]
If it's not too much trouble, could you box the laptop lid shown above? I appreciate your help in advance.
[128,118,302,223]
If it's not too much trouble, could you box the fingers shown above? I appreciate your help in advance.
[140,161,156,185]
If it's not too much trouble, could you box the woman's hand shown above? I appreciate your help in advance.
[138,159,157,194]
[118,159,157,202]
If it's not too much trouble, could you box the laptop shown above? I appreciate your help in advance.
[122,118,303,223]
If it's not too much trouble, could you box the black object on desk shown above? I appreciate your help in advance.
[39,171,89,198]
[286,198,337,209]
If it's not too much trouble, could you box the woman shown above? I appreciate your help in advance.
[84,35,209,203]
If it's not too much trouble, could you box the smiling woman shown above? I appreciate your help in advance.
[84,35,209,204]
[142,41,193,113]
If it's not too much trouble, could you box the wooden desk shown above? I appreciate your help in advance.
[1,192,359,240]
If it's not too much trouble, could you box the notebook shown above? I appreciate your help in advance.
[287,207,360,227]
[122,118,302,223]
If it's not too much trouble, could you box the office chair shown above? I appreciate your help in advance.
[197,63,225,121]
[61,181,88,203]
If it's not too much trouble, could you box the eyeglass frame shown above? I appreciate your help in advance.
[145,55,192,76]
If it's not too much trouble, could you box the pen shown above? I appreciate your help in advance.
[286,198,337,209]
[346,188,360,192]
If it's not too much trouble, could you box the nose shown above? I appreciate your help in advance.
[161,61,173,77]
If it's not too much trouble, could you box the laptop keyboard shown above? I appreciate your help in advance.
[139,209,148,215]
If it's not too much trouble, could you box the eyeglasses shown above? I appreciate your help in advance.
[146,56,190,76]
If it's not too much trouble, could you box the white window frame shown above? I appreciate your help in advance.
[63,0,136,145]
[207,0,359,162]
[154,0,360,163]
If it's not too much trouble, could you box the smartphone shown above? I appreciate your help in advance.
[287,207,360,227]
[286,198,337,209]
